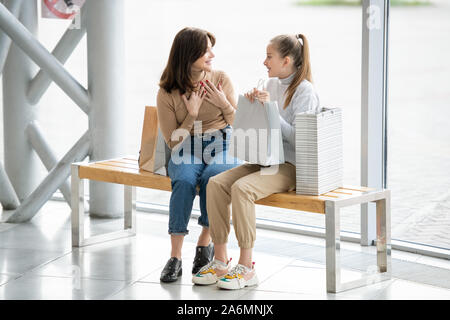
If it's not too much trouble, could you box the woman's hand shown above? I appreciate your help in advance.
[245,88,270,105]
[202,79,230,110]
[181,89,206,118]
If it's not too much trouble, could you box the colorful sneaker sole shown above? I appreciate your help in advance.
[217,274,259,290]
[192,273,219,286]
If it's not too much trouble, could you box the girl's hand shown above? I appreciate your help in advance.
[181,89,206,118]
[255,89,270,103]
[203,79,230,110]
[244,88,258,103]
[245,88,270,105]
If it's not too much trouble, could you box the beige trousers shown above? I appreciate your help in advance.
[206,163,296,249]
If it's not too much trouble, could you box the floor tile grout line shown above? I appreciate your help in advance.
[102,260,194,299]
[252,257,298,288]
[22,271,147,283]
[12,273,129,283]
[0,273,24,288]
[105,264,166,299]
[368,279,400,300]
[103,283,133,300]
[102,279,138,300]
[3,249,75,284]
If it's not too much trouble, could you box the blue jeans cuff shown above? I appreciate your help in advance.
[198,220,209,228]
[168,230,189,236]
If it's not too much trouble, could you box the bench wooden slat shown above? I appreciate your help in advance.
[76,157,379,215]
[112,158,140,165]
[97,161,140,170]
[340,185,373,192]
[88,163,140,173]
[319,193,340,198]
[322,190,367,200]
[327,190,353,195]
[79,164,172,191]
[254,191,326,214]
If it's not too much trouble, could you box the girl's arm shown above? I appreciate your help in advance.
[279,84,319,146]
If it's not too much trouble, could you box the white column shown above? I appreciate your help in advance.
[361,0,389,246]
[86,0,126,218]
[0,0,23,75]
[2,0,39,202]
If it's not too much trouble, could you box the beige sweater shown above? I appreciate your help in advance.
[157,70,237,149]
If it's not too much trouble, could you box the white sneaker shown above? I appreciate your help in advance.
[192,258,231,285]
[217,263,259,290]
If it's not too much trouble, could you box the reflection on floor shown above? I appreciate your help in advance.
[1,200,450,300]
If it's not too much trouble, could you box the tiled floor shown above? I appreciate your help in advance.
[1,200,450,300]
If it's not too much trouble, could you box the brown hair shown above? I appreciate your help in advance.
[270,34,312,109]
[159,27,216,95]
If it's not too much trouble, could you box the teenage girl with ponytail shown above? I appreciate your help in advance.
[192,34,320,290]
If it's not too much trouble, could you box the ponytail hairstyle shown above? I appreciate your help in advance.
[160,27,216,95]
[270,34,312,109]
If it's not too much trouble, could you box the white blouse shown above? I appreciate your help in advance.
[265,73,320,165]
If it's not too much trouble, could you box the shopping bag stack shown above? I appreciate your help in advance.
[295,108,343,195]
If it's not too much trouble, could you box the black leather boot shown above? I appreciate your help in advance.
[192,243,214,274]
[160,257,182,282]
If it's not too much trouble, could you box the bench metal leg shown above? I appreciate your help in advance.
[325,192,391,293]
[71,164,85,247]
[325,201,340,293]
[376,192,391,275]
[71,164,136,247]
[124,185,136,233]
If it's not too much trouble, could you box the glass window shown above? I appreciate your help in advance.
[388,0,450,250]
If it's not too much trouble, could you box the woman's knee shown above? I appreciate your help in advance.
[172,178,197,194]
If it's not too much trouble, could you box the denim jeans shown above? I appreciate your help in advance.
[167,126,241,235]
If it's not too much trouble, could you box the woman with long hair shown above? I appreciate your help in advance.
[157,27,240,282]
[193,34,320,289]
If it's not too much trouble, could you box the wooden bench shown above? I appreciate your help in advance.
[71,157,391,293]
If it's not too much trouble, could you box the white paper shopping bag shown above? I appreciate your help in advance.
[228,95,284,166]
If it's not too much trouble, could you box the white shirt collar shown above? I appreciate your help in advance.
[279,72,296,86]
